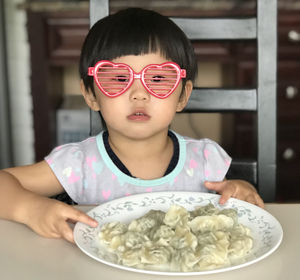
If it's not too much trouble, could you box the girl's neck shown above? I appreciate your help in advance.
[106,129,174,179]
[107,129,170,159]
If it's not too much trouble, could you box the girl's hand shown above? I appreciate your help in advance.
[24,197,98,243]
[204,180,264,208]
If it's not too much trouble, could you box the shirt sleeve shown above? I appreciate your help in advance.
[44,143,86,203]
[201,139,232,182]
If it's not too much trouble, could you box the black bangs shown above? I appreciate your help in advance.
[79,8,197,92]
[87,8,179,61]
[98,16,162,60]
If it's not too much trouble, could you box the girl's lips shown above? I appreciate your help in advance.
[127,111,151,121]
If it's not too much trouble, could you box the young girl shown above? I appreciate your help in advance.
[0,8,263,243]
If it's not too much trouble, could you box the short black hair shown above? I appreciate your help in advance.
[79,7,198,94]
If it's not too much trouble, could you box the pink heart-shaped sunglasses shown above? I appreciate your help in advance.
[88,60,186,99]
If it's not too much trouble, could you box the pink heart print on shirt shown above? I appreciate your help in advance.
[204,149,210,160]
[102,189,111,200]
[46,158,55,168]
[189,159,198,169]
[186,159,198,177]
[204,169,211,178]
[169,176,178,186]
[68,171,80,184]
[192,147,199,154]
[89,137,96,143]
[46,158,53,165]
[86,156,96,168]
[55,145,63,151]
[225,159,231,166]
[62,167,80,184]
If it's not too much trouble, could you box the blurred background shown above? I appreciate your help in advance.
[0,0,300,201]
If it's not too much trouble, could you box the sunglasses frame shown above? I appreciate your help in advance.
[88,60,186,99]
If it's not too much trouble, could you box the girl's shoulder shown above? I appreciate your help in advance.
[45,135,100,163]
[173,131,231,163]
[174,132,231,181]
[174,131,222,150]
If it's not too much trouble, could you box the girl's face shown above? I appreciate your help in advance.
[82,52,193,140]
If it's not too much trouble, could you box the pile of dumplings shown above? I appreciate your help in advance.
[98,204,253,272]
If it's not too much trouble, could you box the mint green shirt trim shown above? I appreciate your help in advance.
[96,131,187,187]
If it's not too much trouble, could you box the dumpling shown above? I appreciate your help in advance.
[98,221,127,246]
[170,226,198,250]
[196,241,230,270]
[120,248,142,267]
[128,216,155,233]
[173,248,201,272]
[152,225,175,246]
[231,224,252,236]
[190,203,219,217]
[123,231,150,249]
[128,209,165,233]
[219,208,238,224]
[229,234,253,259]
[188,214,234,233]
[140,245,172,265]
[164,205,189,228]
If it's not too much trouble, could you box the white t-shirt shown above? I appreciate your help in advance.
[45,131,231,205]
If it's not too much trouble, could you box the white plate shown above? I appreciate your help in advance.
[74,192,283,276]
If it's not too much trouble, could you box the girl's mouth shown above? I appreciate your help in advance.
[127,111,150,121]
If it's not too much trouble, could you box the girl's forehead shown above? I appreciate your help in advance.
[111,52,170,70]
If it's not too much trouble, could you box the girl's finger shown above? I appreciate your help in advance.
[219,187,234,205]
[255,195,265,208]
[64,208,98,228]
[245,195,257,206]
[58,221,75,243]
[204,181,225,192]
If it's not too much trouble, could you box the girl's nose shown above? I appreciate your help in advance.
[129,78,150,101]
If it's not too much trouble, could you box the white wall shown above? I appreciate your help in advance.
[4,0,34,165]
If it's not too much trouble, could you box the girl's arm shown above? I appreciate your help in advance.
[0,161,97,242]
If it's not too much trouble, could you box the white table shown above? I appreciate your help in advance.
[0,204,298,280]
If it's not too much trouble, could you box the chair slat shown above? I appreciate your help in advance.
[185,88,257,112]
[90,0,109,26]
[256,0,277,201]
[171,18,257,40]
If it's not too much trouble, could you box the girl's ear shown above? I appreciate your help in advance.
[176,80,193,112]
[80,80,101,111]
